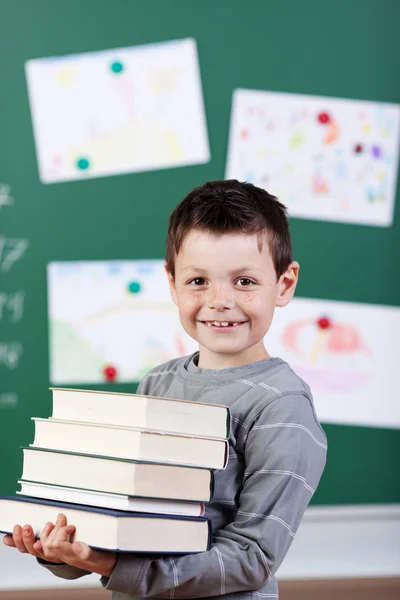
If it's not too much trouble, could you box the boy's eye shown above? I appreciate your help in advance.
[189,277,206,286]
[236,278,254,287]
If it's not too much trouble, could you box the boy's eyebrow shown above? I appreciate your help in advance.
[180,265,265,274]
[230,266,265,274]
[180,266,206,273]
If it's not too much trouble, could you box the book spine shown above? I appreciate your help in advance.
[226,408,231,437]
[206,519,212,550]
[209,471,215,501]
[222,440,229,469]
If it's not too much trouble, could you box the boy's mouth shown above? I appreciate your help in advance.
[200,320,246,329]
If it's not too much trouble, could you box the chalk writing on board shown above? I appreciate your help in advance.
[0,341,23,369]
[0,185,24,412]
[0,393,18,408]
[0,184,14,210]
[0,237,29,272]
[0,291,25,323]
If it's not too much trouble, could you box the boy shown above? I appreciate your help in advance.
[4,179,327,599]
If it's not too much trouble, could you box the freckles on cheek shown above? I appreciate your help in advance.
[241,291,274,306]
[181,290,201,307]
[241,292,260,303]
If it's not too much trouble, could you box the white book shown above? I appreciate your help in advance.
[31,418,229,469]
[17,481,205,516]
[21,447,214,502]
[50,387,230,439]
[0,496,210,553]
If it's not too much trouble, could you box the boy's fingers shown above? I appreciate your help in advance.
[3,534,16,548]
[12,525,28,553]
[32,540,44,553]
[55,514,67,529]
[71,541,91,560]
[46,525,76,555]
[41,514,65,543]
[62,525,76,540]
[40,520,76,563]
[39,521,55,543]
[22,525,42,557]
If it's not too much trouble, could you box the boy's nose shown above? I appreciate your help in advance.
[207,286,235,311]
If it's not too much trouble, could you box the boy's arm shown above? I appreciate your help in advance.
[101,393,327,598]
[37,560,91,579]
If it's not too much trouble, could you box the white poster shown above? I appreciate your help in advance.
[267,297,400,429]
[47,260,197,384]
[26,39,210,183]
[226,89,400,226]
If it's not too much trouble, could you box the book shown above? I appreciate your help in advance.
[17,481,205,516]
[0,496,211,553]
[31,418,229,469]
[50,387,230,439]
[21,447,214,502]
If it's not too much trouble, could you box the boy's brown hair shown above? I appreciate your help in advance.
[166,179,293,280]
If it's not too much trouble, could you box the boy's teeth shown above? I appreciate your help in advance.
[204,320,242,327]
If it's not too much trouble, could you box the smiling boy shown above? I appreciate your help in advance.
[4,179,327,600]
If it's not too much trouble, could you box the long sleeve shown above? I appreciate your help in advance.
[37,559,91,580]
[101,393,327,598]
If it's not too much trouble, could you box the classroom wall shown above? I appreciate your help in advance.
[1,0,399,592]
[1,0,399,506]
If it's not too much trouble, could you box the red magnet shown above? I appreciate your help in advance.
[317,112,331,124]
[354,144,363,153]
[317,316,331,330]
[104,365,118,382]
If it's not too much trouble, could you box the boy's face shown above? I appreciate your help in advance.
[166,230,299,370]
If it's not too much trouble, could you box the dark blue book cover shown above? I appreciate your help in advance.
[0,495,212,553]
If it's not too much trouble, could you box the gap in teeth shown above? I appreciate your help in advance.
[208,321,236,326]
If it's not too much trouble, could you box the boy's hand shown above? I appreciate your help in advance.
[3,514,117,577]
[3,522,62,563]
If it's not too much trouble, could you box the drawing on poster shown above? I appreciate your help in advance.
[25,38,210,183]
[226,89,400,226]
[47,260,198,384]
[267,297,400,429]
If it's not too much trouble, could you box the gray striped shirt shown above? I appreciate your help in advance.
[44,354,327,600]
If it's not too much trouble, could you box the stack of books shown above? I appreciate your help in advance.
[0,387,230,554]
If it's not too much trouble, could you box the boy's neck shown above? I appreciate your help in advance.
[197,344,269,370]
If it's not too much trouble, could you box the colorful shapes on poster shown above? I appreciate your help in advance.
[289,130,306,148]
[317,316,332,329]
[225,89,400,226]
[317,111,331,124]
[111,61,124,74]
[324,120,339,144]
[313,173,329,193]
[76,157,90,171]
[372,145,382,158]
[127,280,141,294]
[55,68,74,86]
[25,39,210,184]
[103,365,118,382]
[47,260,198,385]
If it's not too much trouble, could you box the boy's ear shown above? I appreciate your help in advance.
[276,261,299,307]
[164,262,178,306]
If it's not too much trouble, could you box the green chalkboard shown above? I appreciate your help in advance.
[0,0,399,504]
